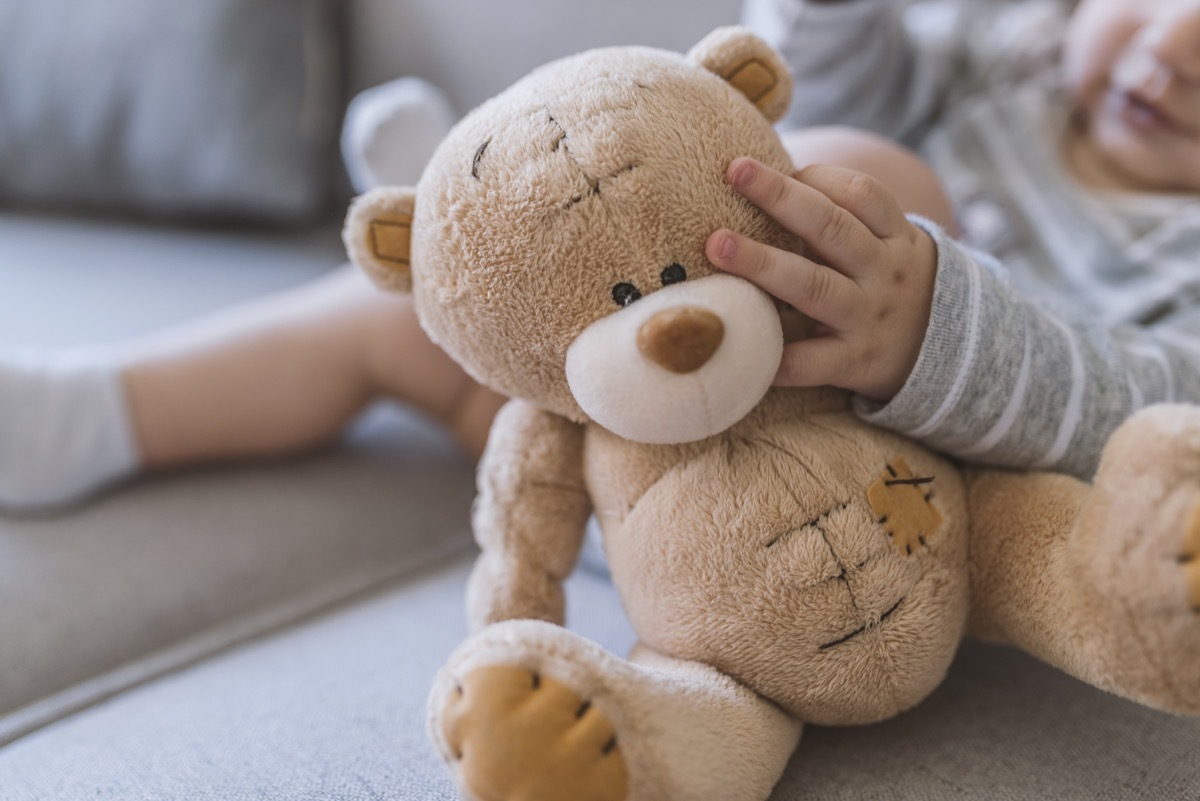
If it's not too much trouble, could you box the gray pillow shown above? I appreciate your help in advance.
[0,0,342,221]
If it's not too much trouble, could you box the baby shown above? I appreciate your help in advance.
[710,0,1200,478]
[0,0,1197,510]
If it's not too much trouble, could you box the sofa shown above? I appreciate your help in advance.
[1,1,1198,798]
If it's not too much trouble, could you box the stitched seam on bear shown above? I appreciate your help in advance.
[819,597,903,650]
[471,138,491,180]
[546,111,599,197]
[757,445,865,622]
[545,107,638,210]
[765,501,850,550]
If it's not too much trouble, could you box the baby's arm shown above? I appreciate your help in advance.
[852,229,1199,481]
[744,0,1066,143]
[707,157,939,403]
[707,157,1193,481]
[743,0,957,143]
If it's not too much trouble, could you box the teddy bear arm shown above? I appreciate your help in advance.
[466,399,592,630]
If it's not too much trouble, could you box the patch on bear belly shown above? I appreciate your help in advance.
[867,458,942,557]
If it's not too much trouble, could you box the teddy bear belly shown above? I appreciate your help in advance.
[589,411,970,725]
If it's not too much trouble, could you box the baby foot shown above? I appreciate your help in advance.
[340,77,455,192]
[0,346,137,511]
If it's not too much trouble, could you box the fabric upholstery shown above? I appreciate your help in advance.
[0,212,345,346]
[0,0,341,221]
[0,557,636,800]
[0,403,476,740]
[1,552,1197,799]
[1,6,1198,793]
[0,211,479,740]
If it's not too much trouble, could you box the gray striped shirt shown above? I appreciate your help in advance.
[745,0,1200,478]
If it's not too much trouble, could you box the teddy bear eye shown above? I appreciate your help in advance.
[612,282,642,307]
[661,263,687,286]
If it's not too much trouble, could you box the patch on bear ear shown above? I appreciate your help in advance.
[343,187,417,293]
[688,26,792,123]
[1184,501,1200,612]
[868,458,942,557]
[370,217,412,266]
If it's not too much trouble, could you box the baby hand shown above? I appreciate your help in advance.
[705,157,937,402]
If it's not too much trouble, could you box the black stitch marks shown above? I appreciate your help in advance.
[766,501,851,548]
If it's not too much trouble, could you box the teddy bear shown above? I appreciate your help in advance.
[343,26,1200,801]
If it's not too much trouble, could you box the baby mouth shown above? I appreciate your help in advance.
[1109,48,1198,139]
[1109,89,1198,140]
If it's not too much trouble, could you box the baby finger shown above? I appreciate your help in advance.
[706,229,860,330]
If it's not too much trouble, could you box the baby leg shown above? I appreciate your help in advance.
[0,266,504,511]
[0,345,137,510]
[124,265,504,468]
[781,126,958,234]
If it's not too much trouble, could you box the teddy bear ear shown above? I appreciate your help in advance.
[343,187,418,293]
[688,26,792,124]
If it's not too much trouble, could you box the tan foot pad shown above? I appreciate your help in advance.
[442,665,629,801]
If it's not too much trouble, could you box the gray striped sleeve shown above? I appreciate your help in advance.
[742,0,957,145]
[853,221,1198,480]
[743,0,1066,144]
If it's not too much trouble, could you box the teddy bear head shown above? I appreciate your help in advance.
[346,27,809,444]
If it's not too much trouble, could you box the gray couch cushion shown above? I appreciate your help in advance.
[0,403,476,741]
[0,0,341,221]
[0,556,637,800]
[778,647,1200,800]
[2,552,1197,800]
[0,211,481,739]
[0,211,346,347]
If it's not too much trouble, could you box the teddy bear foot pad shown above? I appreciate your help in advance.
[441,664,628,801]
[428,620,802,801]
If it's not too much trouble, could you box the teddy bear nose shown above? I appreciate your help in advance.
[636,307,725,374]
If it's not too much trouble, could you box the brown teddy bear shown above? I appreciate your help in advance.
[344,27,1200,801]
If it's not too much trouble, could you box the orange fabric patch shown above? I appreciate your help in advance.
[369,218,412,265]
[867,458,943,557]
[724,58,777,104]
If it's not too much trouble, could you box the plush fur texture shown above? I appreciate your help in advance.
[345,28,1200,801]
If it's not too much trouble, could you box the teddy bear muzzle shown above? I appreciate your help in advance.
[565,273,783,444]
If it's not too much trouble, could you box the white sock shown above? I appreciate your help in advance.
[0,347,139,511]
[340,76,456,192]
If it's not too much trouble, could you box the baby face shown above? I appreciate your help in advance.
[1063,0,1200,192]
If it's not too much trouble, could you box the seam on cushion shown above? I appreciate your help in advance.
[0,537,473,747]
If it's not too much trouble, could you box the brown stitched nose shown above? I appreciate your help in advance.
[637,307,725,374]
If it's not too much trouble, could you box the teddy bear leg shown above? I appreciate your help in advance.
[965,404,1200,715]
[428,619,802,801]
